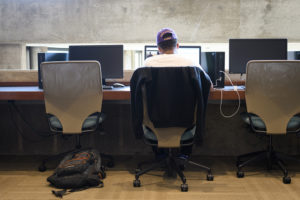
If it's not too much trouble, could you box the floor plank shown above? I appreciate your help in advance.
[0,156,300,200]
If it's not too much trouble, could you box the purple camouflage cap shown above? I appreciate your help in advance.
[156,28,178,45]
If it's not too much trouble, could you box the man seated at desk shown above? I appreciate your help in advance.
[144,28,212,88]
[145,28,204,70]
[142,28,212,157]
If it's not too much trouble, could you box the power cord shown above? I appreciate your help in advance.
[219,71,241,118]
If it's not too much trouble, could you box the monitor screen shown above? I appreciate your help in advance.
[296,52,300,60]
[201,52,225,88]
[38,52,69,89]
[69,45,123,79]
[144,45,201,65]
[288,51,300,60]
[229,39,287,74]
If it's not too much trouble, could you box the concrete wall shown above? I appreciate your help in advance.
[0,0,300,44]
[0,44,26,69]
[2,0,300,70]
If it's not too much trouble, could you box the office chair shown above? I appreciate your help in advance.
[39,61,113,171]
[131,67,213,192]
[237,60,300,184]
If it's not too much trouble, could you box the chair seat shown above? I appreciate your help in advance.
[143,125,196,143]
[241,112,300,132]
[49,113,105,130]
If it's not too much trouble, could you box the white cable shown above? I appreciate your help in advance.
[219,70,241,118]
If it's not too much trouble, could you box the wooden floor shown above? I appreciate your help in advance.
[0,155,300,200]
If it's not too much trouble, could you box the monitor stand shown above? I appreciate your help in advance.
[214,70,225,88]
[102,79,113,89]
[213,53,225,88]
[239,73,246,89]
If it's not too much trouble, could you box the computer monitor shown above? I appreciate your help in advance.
[229,39,287,74]
[288,51,300,60]
[69,45,124,84]
[144,45,201,65]
[201,52,225,88]
[38,52,69,89]
[296,52,300,60]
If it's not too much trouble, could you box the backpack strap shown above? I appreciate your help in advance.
[52,189,67,198]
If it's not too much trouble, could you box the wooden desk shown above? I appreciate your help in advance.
[0,86,244,101]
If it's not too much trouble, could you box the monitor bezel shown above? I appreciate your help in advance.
[69,45,124,79]
[144,45,201,64]
[229,38,288,74]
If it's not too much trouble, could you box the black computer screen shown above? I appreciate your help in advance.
[288,51,300,60]
[144,45,201,65]
[296,52,300,60]
[201,52,225,88]
[69,45,123,79]
[38,52,69,89]
[229,39,287,74]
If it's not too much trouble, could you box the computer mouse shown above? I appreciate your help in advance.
[113,83,126,88]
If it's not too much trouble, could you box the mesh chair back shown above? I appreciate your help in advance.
[246,60,300,134]
[41,61,103,134]
[142,86,186,148]
[141,86,197,148]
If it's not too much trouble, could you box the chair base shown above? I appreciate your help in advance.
[133,149,213,192]
[236,136,298,184]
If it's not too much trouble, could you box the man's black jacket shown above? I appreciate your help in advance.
[130,67,211,145]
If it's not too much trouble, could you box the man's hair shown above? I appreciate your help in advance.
[157,33,177,51]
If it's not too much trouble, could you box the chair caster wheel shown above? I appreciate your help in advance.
[237,171,244,178]
[38,164,47,172]
[181,183,188,192]
[106,161,114,168]
[133,179,141,187]
[207,174,214,181]
[283,176,291,184]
